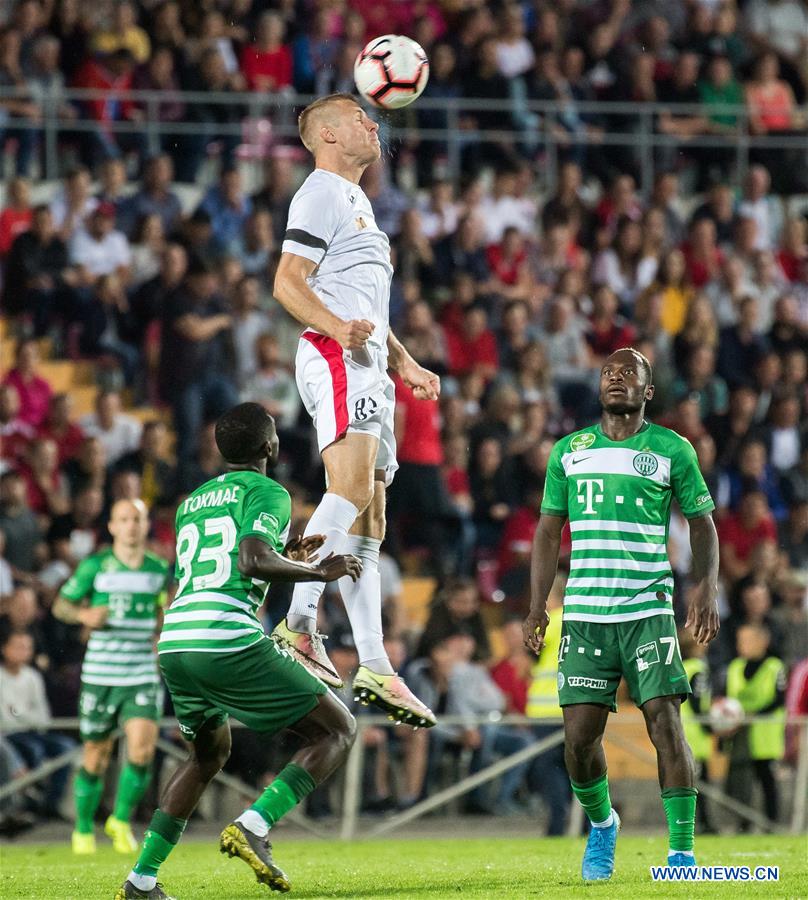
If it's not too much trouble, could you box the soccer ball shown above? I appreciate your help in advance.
[354,34,429,110]
[709,696,744,736]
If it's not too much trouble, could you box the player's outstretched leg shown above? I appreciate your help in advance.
[642,697,698,868]
[115,718,231,899]
[564,705,620,881]
[106,719,157,854]
[221,692,356,893]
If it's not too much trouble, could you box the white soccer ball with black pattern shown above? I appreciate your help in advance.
[709,696,744,736]
[354,34,429,110]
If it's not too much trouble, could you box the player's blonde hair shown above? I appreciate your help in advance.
[298,92,360,153]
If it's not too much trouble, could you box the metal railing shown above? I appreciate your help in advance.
[2,713,806,839]
[2,87,807,192]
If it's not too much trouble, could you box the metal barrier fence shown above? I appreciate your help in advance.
[2,713,806,839]
[1,88,807,192]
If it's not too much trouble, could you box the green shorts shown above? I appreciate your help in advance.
[78,681,163,742]
[158,636,327,742]
[557,614,691,712]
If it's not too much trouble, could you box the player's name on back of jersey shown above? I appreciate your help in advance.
[182,485,241,513]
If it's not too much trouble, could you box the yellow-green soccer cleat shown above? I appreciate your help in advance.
[113,880,175,899]
[271,618,343,688]
[71,830,96,854]
[353,666,437,728]
[105,815,139,853]
[219,823,291,893]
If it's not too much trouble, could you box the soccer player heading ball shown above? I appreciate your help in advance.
[523,347,720,879]
[271,93,439,728]
[116,403,361,899]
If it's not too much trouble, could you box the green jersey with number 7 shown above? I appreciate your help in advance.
[158,471,291,655]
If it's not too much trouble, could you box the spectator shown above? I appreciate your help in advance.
[592,216,656,310]
[0,26,39,177]
[0,629,75,818]
[738,165,784,252]
[470,437,516,551]
[718,488,779,583]
[725,623,786,830]
[444,306,499,383]
[486,227,535,304]
[229,275,270,388]
[46,485,103,570]
[128,213,165,288]
[62,435,107,496]
[117,154,182,240]
[691,183,738,248]
[199,167,252,255]
[781,445,808,507]
[681,217,724,288]
[0,470,43,577]
[705,255,755,328]
[68,202,132,289]
[416,579,491,662]
[729,438,787,519]
[158,258,237,461]
[233,209,274,278]
[586,284,636,364]
[91,0,150,63]
[79,390,142,466]
[0,176,32,258]
[131,46,186,160]
[2,339,52,429]
[240,11,292,93]
[239,331,300,429]
[114,421,176,508]
[49,166,96,242]
[716,295,768,388]
[433,216,491,290]
[128,241,187,348]
[17,438,69,518]
[637,249,693,336]
[0,383,35,465]
[672,343,729,420]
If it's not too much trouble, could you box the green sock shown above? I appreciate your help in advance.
[113,761,152,823]
[250,763,317,827]
[570,773,612,826]
[132,809,187,878]
[74,767,104,834]
[662,787,697,852]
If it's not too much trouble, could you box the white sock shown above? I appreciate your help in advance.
[669,849,694,858]
[592,811,614,828]
[288,493,359,624]
[339,536,391,671]
[128,872,157,891]
[236,809,269,838]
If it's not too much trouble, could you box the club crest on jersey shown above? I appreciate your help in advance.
[570,432,595,451]
[633,452,658,476]
[557,671,565,690]
[252,512,279,534]
[355,216,368,230]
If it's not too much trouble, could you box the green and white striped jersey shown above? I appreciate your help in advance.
[158,470,291,655]
[60,549,169,686]
[541,422,715,624]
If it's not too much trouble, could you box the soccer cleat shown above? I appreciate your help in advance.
[352,666,437,728]
[105,815,139,853]
[219,822,291,893]
[271,619,343,688]
[667,852,696,868]
[72,830,96,854]
[113,880,175,899]
[581,809,620,881]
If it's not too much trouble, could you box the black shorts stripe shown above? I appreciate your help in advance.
[284,229,328,252]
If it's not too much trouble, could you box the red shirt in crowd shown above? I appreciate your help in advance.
[681,242,724,288]
[776,249,804,283]
[2,370,53,428]
[240,44,293,91]
[39,421,85,466]
[586,317,637,359]
[0,207,32,256]
[717,510,778,561]
[443,325,499,379]
[490,658,529,714]
[17,463,62,515]
[393,373,443,466]
[443,465,470,501]
[486,243,528,286]
[72,59,135,124]
[0,418,36,464]
[497,504,539,579]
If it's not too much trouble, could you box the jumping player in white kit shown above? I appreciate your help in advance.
[271,93,437,727]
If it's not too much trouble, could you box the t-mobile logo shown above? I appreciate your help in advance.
[577,478,604,515]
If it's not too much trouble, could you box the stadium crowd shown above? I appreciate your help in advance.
[0,0,807,835]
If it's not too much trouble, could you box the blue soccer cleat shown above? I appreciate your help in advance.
[581,809,621,881]
[667,852,696,868]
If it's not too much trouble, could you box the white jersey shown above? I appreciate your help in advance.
[282,169,394,353]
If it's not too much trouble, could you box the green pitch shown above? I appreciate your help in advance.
[0,834,804,899]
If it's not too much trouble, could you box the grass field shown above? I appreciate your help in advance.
[0,834,805,899]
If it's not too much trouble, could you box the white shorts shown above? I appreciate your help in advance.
[295,331,398,485]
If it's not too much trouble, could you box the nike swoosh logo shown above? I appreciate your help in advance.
[571,456,591,465]
[675,819,690,825]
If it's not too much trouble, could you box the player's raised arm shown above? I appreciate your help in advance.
[524,512,565,654]
[684,514,720,645]
[238,535,361,584]
[387,328,440,400]
[273,251,374,350]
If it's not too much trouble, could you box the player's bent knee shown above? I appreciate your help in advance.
[83,740,113,774]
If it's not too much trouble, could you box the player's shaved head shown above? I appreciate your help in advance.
[110,498,149,520]
[215,402,277,464]
[298,92,361,153]
[608,347,653,385]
